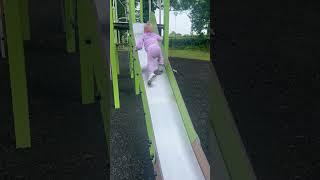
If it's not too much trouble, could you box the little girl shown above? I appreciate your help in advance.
[136,22,165,86]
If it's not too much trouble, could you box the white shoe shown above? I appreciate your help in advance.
[147,73,157,86]
[154,64,165,75]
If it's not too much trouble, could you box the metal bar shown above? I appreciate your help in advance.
[128,0,136,23]
[114,22,164,30]
[18,0,30,40]
[77,0,95,104]
[128,36,134,78]
[163,0,169,56]
[148,0,151,20]
[65,0,76,53]
[128,0,140,94]
[158,0,161,24]
[140,0,143,22]
[3,0,31,148]
[110,0,120,108]
[112,3,120,75]
[134,54,140,94]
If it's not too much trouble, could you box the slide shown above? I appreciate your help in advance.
[132,23,206,180]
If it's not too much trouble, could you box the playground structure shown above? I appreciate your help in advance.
[1,0,257,179]
[0,0,110,155]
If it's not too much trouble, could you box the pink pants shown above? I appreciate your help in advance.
[146,44,164,73]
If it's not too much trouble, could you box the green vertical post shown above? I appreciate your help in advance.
[128,0,140,94]
[18,0,30,40]
[115,45,120,75]
[163,0,169,56]
[65,0,76,53]
[128,36,134,78]
[140,0,143,22]
[3,0,31,148]
[112,6,120,75]
[128,0,136,23]
[110,0,120,109]
[77,0,95,104]
[134,56,140,94]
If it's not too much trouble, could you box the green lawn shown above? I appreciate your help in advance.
[169,49,210,61]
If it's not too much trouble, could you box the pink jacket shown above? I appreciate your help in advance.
[136,32,163,52]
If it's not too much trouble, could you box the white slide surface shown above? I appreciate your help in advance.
[133,23,205,180]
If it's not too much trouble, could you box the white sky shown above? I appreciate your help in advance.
[155,9,192,35]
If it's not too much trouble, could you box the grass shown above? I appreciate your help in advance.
[117,47,211,61]
[169,49,210,61]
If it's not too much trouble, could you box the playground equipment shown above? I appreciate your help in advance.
[0,0,110,153]
[110,0,210,179]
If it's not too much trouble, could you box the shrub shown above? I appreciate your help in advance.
[169,36,210,50]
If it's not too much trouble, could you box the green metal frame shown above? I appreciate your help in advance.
[77,0,95,104]
[127,0,156,159]
[150,13,198,143]
[112,2,120,76]
[77,0,110,155]
[139,0,143,22]
[3,0,31,148]
[163,0,169,56]
[64,0,76,53]
[128,0,140,95]
[128,36,134,78]
[18,0,30,40]
[110,0,120,108]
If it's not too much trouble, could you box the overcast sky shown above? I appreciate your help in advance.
[155,9,192,35]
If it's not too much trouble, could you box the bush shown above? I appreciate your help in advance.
[169,36,210,50]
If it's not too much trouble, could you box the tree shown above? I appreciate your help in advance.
[171,0,210,35]
[114,0,209,34]
[170,31,177,37]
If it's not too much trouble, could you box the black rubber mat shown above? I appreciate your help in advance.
[0,40,109,180]
[111,51,155,180]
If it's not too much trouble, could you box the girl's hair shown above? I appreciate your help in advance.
[144,22,153,32]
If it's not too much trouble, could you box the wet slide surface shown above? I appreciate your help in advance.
[133,23,205,180]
